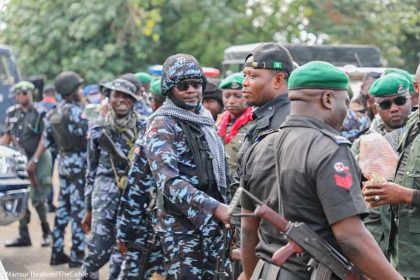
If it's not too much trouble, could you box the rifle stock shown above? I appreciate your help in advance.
[98,131,129,170]
[251,199,366,280]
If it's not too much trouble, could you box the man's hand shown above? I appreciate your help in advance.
[213,203,234,229]
[363,181,413,206]
[237,272,249,280]
[116,239,128,256]
[26,160,36,179]
[81,211,92,234]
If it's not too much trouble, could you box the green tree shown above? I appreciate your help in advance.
[0,0,162,82]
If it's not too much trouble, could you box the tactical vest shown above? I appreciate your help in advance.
[48,105,87,154]
[9,107,43,157]
[157,118,222,216]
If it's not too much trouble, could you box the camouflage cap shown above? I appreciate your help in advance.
[102,78,138,101]
[161,53,207,96]
[369,73,410,97]
[11,81,35,92]
[219,72,244,90]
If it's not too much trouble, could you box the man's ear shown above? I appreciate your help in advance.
[273,72,285,90]
[321,91,334,109]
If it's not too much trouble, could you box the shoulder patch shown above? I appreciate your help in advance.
[320,129,351,146]
[6,104,20,114]
[255,129,277,142]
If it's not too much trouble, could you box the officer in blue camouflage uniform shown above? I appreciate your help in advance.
[144,54,233,279]
[116,77,165,280]
[79,79,145,280]
[28,71,88,267]
[2,81,53,248]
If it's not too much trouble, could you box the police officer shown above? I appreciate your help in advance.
[351,73,412,253]
[144,54,233,279]
[240,61,402,280]
[231,42,293,209]
[133,72,153,117]
[28,71,88,267]
[1,81,53,247]
[363,65,420,279]
[116,78,165,279]
[202,79,224,121]
[80,78,145,280]
[149,77,165,111]
[217,72,253,179]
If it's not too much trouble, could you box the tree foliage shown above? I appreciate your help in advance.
[0,0,418,83]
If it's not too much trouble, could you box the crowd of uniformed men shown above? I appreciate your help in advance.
[1,42,420,280]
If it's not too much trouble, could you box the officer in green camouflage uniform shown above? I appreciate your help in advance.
[2,81,53,248]
[364,67,420,279]
[352,73,412,253]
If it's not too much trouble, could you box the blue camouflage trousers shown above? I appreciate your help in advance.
[118,220,165,280]
[52,172,85,264]
[159,222,232,279]
[81,176,123,280]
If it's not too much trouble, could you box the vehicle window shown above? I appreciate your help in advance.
[0,54,15,86]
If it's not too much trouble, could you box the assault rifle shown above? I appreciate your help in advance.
[228,187,366,280]
[98,130,130,173]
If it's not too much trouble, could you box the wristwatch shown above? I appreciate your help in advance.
[32,156,39,164]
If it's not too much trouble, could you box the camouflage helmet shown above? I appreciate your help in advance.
[54,71,83,96]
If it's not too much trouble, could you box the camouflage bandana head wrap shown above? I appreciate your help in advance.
[161,54,207,96]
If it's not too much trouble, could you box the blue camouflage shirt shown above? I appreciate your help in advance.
[145,115,223,234]
[84,118,146,212]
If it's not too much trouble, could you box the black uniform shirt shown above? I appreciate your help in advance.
[241,115,369,277]
[4,104,44,157]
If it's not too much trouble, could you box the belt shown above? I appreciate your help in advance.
[251,260,303,280]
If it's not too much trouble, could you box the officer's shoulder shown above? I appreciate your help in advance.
[90,119,106,131]
[255,129,278,143]
[319,129,351,146]
[6,104,20,115]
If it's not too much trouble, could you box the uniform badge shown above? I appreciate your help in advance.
[333,162,353,190]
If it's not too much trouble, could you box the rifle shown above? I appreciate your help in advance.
[213,228,233,280]
[98,130,130,172]
[228,187,366,280]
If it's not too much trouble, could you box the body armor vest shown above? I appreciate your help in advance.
[48,105,87,154]
[157,118,223,216]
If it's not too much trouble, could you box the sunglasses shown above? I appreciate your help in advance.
[15,90,29,96]
[377,95,408,110]
[175,80,202,91]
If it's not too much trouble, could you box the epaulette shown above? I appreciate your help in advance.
[320,129,351,146]
[255,129,277,143]
[6,104,20,114]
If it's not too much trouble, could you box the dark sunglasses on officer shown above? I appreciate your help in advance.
[15,89,31,96]
[175,79,202,91]
[376,95,408,110]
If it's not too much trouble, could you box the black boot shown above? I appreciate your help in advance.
[4,227,31,247]
[50,252,70,265]
[4,236,32,247]
[41,222,52,247]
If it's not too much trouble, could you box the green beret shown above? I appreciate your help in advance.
[219,72,244,90]
[150,78,162,97]
[288,61,348,90]
[134,72,152,84]
[384,68,414,94]
[11,81,35,92]
[369,73,410,97]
